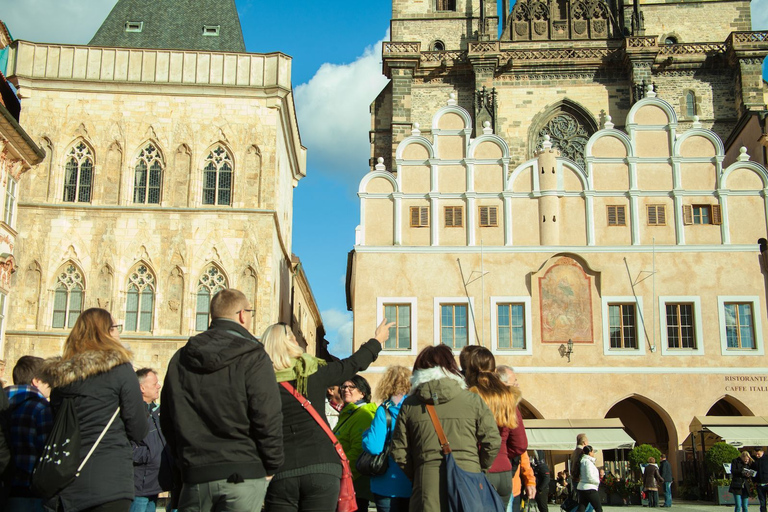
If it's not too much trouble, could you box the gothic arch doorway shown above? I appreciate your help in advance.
[707,395,754,416]
[520,398,543,420]
[605,395,674,451]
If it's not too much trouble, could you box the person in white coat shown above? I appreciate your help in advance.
[576,446,603,512]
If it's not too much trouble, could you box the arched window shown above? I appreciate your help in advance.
[52,263,84,328]
[685,90,697,118]
[535,111,594,168]
[196,264,228,330]
[133,143,164,204]
[63,141,93,203]
[432,40,445,51]
[664,36,678,45]
[202,145,233,206]
[126,264,155,331]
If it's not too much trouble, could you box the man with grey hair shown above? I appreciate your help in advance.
[496,365,519,387]
[161,289,283,512]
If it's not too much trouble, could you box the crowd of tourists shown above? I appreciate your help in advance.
[5,287,765,512]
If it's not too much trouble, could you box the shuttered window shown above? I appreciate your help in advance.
[607,205,626,226]
[683,204,721,225]
[647,205,666,226]
[479,206,498,227]
[445,206,463,227]
[410,206,430,227]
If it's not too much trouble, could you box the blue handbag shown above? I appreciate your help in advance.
[426,403,505,512]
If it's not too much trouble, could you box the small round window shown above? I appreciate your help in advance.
[432,40,445,51]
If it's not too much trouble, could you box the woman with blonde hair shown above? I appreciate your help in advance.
[362,366,413,512]
[261,320,392,512]
[42,308,148,511]
[465,347,528,508]
[730,450,754,512]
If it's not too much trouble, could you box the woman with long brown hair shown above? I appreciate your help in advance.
[42,308,148,512]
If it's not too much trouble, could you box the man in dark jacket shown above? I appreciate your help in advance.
[658,454,673,508]
[532,454,551,512]
[753,449,768,512]
[131,368,166,512]
[160,289,283,512]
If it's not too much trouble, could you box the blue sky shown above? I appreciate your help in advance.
[2,0,767,356]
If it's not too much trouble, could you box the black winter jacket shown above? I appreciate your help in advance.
[753,454,768,485]
[659,459,673,482]
[730,456,751,494]
[273,338,381,479]
[160,319,283,484]
[42,350,149,512]
[132,402,166,497]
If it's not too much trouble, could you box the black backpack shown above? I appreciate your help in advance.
[31,396,119,499]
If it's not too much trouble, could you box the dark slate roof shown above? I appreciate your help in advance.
[88,0,246,53]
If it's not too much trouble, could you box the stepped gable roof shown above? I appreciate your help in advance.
[88,0,246,53]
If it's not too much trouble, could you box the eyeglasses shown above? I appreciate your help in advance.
[237,309,256,314]
[340,385,357,391]
[111,324,123,333]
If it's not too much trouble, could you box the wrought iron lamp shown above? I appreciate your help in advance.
[559,338,574,363]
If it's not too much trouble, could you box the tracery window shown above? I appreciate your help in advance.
[133,143,164,204]
[126,264,155,332]
[52,264,84,328]
[202,145,233,206]
[196,264,228,331]
[536,112,591,168]
[63,142,94,203]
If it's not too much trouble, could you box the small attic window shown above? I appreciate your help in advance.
[203,25,221,37]
[125,21,143,33]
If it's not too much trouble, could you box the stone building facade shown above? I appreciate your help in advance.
[2,2,317,373]
[351,0,768,484]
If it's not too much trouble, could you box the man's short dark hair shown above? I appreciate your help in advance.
[136,368,156,384]
[210,288,248,319]
[13,355,45,385]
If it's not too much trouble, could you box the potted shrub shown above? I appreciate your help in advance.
[628,444,662,503]
[705,442,740,505]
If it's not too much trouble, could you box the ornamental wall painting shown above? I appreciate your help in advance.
[539,257,593,343]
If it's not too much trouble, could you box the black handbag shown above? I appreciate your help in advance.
[356,403,392,477]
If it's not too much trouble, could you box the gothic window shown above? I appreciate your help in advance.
[133,143,164,204]
[436,0,456,11]
[665,36,678,45]
[126,264,155,332]
[63,142,94,203]
[685,91,697,118]
[52,263,84,328]
[202,145,233,206]
[432,40,445,51]
[196,264,228,331]
[535,110,595,168]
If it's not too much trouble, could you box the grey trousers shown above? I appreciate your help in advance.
[178,478,268,512]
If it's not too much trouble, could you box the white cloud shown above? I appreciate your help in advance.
[753,0,768,30]
[294,34,390,186]
[1,0,118,45]
[321,308,354,357]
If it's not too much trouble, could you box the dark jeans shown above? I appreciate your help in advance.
[487,470,513,510]
[264,473,340,512]
[372,494,410,512]
[647,490,659,507]
[535,490,549,512]
[758,484,768,512]
[577,489,603,512]
[82,500,133,512]
[356,497,369,511]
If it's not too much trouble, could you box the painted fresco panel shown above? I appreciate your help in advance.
[539,257,593,343]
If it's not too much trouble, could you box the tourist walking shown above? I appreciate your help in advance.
[361,365,413,512]
[753,448,768,512]
[643,457,664,508]
[731,451,754,512]
[391,344,501,512]
[576,446,603,512]
[658,454,673,507]
[261,320,391,511]
[41,308,149,512]
[161,289,283,512]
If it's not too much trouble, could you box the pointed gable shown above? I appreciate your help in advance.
[88,0,246,53]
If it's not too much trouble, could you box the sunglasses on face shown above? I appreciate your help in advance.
[340,385,357,391]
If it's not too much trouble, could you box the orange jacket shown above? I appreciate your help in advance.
[513,451,536,498]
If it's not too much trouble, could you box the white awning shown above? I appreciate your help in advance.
[689,416,768,447]
[524,418,635,451]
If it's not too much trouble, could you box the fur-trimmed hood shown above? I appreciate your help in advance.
[410,366,467,405]
[42,349,131,388]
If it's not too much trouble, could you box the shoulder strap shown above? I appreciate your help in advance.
[425,403,451,455]
[76,406,120,476]
[280,381,349,463]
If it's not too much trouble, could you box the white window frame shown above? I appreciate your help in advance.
[659,296,704,356]
[125,21,144,32]
[3,176,17,226]
[717,296,764,356]
[376,297,418,355]
[490,296,532,355]
[601,296,646,356]
[434,296,475,354]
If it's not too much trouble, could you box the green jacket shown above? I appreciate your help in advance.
[391,367,501,512]
[334,400,377,500]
